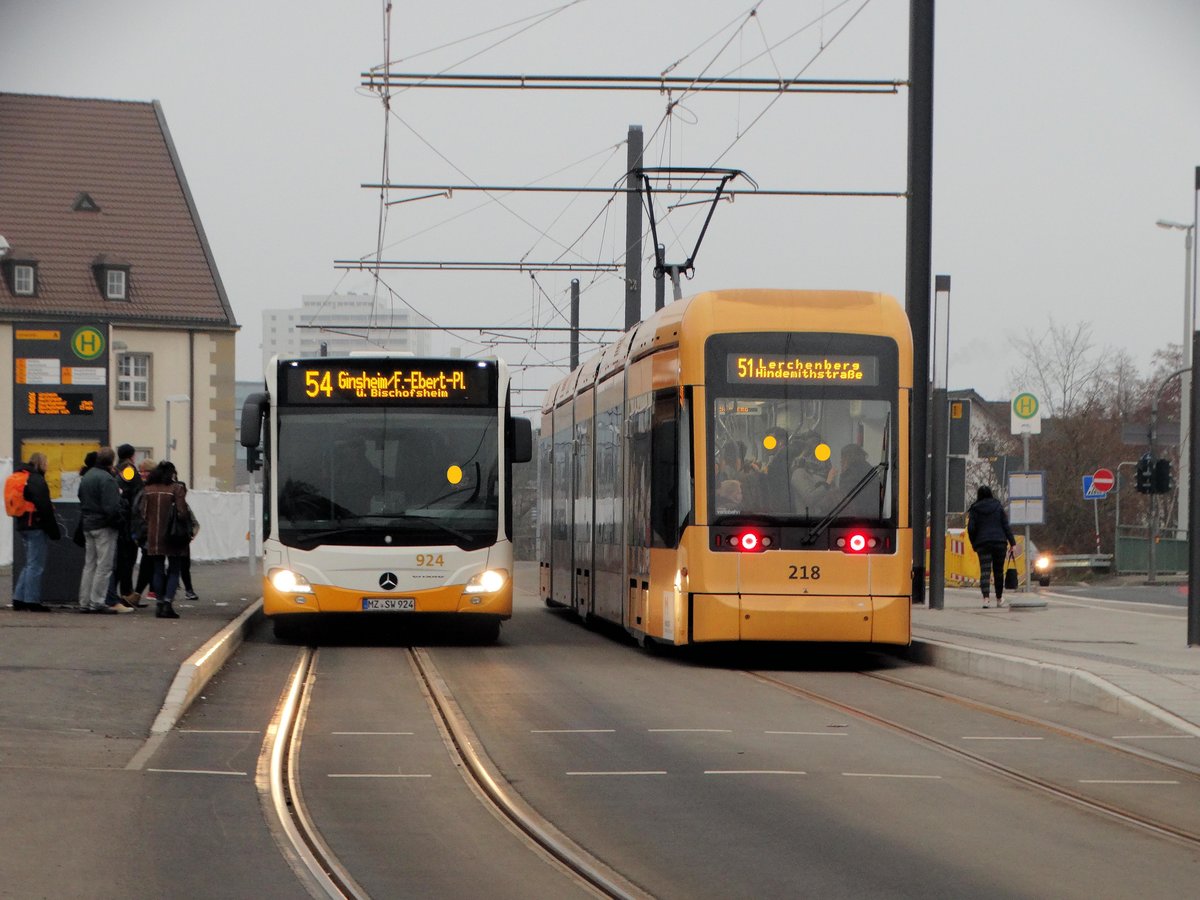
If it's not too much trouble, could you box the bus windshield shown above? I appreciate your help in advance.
[710,396,894,523]
[276,407,500,550]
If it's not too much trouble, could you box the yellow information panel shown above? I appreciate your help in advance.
[20,439,100,500]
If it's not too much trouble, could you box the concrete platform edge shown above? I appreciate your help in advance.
[907,637,1200,739]
[150,599,264,735]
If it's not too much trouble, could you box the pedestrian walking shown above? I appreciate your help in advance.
[111,443,145,607]
[132,458,157,603]
[967,485,1017,608]
[77,447,132,614]
[7,452,62,611]
[137,460,191,619]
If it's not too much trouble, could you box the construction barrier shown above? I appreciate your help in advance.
[931,528,1027,587]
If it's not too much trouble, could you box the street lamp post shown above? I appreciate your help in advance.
[164,394,190,471]
[1156,219,1195,538]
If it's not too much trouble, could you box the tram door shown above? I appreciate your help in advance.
[550,406,573,606]
[572,394,594,615]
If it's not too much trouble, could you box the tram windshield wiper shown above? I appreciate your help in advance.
[803,415,891,547]
[801,462,888,546]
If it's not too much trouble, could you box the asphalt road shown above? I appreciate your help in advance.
[7,566,1200,898]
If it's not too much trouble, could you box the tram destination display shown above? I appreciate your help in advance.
[726,352,879,386]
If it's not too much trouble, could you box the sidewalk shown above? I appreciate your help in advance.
[910,585,1200,736]
[0,559,262,769]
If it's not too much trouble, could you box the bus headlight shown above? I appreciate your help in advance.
[269,567,313,594]
[1034,554,1052,573]
[465,569,508,593]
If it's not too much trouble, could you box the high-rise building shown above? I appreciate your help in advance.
[261,293,435,370]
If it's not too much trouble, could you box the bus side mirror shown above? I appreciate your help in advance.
[512,416,533,464]
[240,392,269,448]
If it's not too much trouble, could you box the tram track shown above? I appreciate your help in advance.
[259,645,650,900]
[744,668,1200,851]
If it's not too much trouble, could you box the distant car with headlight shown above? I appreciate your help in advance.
[1034,552,1052,586]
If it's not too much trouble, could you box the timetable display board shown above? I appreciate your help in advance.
[12,324,109,433]
[279,358,497,407]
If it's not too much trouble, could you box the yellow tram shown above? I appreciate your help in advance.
[537,289,913,646]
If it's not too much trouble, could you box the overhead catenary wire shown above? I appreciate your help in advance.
[363,72,901,93]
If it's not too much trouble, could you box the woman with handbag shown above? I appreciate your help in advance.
[136,460,192,619]
[967,485,1017,608]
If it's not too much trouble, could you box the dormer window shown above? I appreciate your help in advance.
[14,263,36,295]
[3,258,39,297]
[92,260,131,301]
[106,267,127,300]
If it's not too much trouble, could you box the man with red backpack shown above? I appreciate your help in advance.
[7,452,61,611]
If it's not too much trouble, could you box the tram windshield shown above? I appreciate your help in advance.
[276,408,500,550]
[709,396,894,523]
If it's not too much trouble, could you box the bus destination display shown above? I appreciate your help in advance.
[727,353,878,386]
[281,360,495,406]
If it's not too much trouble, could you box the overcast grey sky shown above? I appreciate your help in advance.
[3,0,1199,411]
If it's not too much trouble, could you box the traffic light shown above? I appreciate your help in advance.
[1153,457,1172,494]
[1135,453,1153,493]
[246,446,263,472]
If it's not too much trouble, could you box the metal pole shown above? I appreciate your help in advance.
[1190,329,1200,645]
[164,401,171,462]
[1179,225,1193,536]
[248,472,257,576]
[905,0,935,605]
[655,244,666,311]
[1192,165,1199,645]
[929,274,951,611]
[929,387,948,610]
[624,125,644,329]
[1023,431,1031,591]
[570,278,580,370]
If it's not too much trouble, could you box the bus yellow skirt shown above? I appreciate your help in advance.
[263,580,513,618]
[691,593,910,645]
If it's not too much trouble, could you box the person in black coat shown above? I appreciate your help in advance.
[112,443,144,605]
[967,485,1017,607]
[12,452,61,611]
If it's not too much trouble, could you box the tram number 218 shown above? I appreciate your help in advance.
[788,565,820,580]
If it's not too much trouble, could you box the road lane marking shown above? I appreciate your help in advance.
[647,728,732,733]
[148,768,247,776]
[567,771,667,776]
[531,729,616,734]
[331,731,415,735]
[327,773,432,778]
[765,731,847,736]
[705,770,806,775]
[1113,734,1196,740]
[961,736,1044,741]
[1078,779,1180,785]
[177,729,260,734]
[843,772,942,779]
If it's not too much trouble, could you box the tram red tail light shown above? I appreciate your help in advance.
[715,528,772,549]
[837,530,875,554]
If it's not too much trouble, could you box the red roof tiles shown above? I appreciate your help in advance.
[0,93,237,328]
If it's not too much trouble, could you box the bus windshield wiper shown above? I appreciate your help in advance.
[286,514,475,547]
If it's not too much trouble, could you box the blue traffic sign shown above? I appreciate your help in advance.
[1082,475,1106,500]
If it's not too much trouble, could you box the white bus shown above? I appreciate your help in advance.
[241,355,532,641]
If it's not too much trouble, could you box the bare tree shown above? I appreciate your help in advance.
[1008,319,1110,417]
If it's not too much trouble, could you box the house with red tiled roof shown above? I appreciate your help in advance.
[0,92,239,493]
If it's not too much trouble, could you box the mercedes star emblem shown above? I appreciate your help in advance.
[378,572,398,591]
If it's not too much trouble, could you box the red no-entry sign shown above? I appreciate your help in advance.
[1092,468,1115,494]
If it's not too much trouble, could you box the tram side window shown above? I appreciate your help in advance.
[626,398,652,549]
[651,390,683,549]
